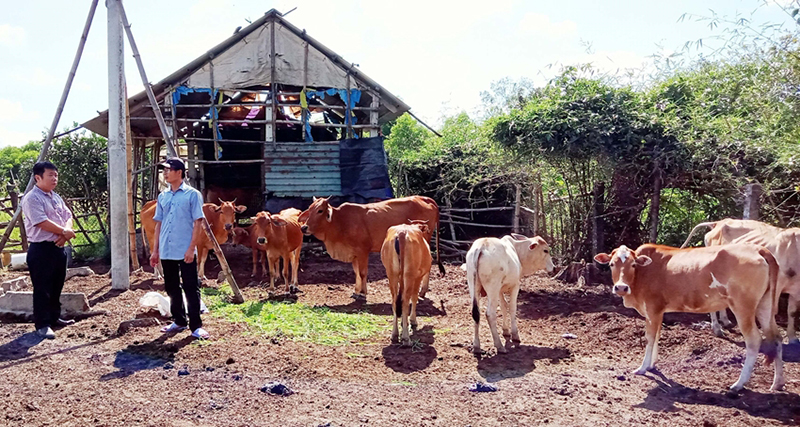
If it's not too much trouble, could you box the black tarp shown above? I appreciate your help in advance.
[339,136,394,202]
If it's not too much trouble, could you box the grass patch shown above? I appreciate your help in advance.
[202,285,388,346]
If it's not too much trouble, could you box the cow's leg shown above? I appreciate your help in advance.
[289,247,301,293]
[472,294,482,354]
[755,298,785,392]
[400,278,411,346]
[409,283,419,331]
[281,253,291,292]
[388,274,399,342]
[710,311,724,337]
[419,271,430,299]
[485,292,506,353]
[268,255,280,291]
[499,292,511,342]
[787,293,799,344]
[419,267,430,299]
[197,247,209,281]
[260,249,268,277]
[509,287,521,345]
[719,309,733,328]
[250,249,258,277]
[352,254,369,300]
[635,311,664,375]
[729,314,761,392]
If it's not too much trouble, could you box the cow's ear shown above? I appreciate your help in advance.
[594,253,611,264]
[313,196,318,202]
[635,255,652,267]
[511,233,526,241]
[326,206,333,222]
[271,217,287,226]
[529,241,538,250]
[235,205,247,213]
[250,216,257,221]
[213,204,222,212]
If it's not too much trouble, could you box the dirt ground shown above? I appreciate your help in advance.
[1,244,800,427]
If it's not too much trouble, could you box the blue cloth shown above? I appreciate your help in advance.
[305,88,362,139]
[174,86,222,141]
[153,182,205,260]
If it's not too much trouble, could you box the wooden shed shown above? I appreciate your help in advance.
[83,9,410,213]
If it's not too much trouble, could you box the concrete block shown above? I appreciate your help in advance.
[0,276,28,294]
[0,291,90,316]
[66,266,95,281]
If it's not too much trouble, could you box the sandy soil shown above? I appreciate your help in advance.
[1,244,799,426]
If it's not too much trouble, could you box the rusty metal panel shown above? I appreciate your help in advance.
[264,142,341,197]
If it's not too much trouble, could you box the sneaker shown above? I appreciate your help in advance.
[37,327,55,339]
[191,328,210,340]
[55,318,75,327]
[161,323,188,333]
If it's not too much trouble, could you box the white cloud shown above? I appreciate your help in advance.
[0,99,33,123]
[0,125,41,147]
[518,13,577,38]
[0,24,25,47]
[10,67,60,87]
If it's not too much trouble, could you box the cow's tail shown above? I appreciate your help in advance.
[394,232,405,317]
[758,247,781,365]
[469,249,483,325]
[680,221,719,248]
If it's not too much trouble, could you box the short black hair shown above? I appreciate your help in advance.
[32,161,57,177]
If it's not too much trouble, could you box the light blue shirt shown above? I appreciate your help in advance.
[153,182,205,261]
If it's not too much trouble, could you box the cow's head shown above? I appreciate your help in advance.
[213,200,247,230]
[505,234,555,275]
[593,245,652,296]
[299,196,333,237]
[408,219,430,235]
[252,211,289,245]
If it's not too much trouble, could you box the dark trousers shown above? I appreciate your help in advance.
[27,241,69,330]
[161,257,203,331]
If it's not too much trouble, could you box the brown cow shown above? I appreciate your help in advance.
[594,244,784,392]
[230,226,268,277]
[682,218,800,342]
[141,199,246,280]
[251,208,303,293]
[381,221,432,346]
[298,196,445,300]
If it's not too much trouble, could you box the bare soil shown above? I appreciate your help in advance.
[1,244,799,426]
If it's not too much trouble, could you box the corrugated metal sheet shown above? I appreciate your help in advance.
[264,142,341,197]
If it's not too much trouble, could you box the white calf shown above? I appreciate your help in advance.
[466,234,554,354]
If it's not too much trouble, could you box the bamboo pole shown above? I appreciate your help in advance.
[125,90,140,270]
[201,218,243,304]
[512,184,521,234]
[0,0,99,254]
[118,3,177,158]
[269,17,277,149]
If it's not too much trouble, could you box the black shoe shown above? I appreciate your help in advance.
[55,318,75,326]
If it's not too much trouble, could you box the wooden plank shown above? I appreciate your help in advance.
[264,164,340,173]
[267,151,339,159]
[264,157,338,164]
[265,178,341,186]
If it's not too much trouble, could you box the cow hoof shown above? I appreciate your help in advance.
[497,346,508,354]
[411,322,418,330]
[351,293,366,301]
[512,338,521,345]
[472,347,482,355]
[289,286,300,294]
[634,367,649,376]
[713,329,725,338]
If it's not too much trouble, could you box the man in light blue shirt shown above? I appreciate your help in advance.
[149,158,209,339]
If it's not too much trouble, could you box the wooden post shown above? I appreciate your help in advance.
[125,91,140,270]
[209,59,220,161]
[7,186,27,251]
[592,182,605,256]
[269,18,277,149]
[744,183,763,220]
[369,90,379,137]
[201,218,243,304]
[648,163,662,243]
[512,184,521,234]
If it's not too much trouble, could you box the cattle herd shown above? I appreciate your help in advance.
[139,195,800,394]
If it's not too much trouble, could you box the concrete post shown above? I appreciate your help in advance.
[743,183,763,220]
[108,0,130,290]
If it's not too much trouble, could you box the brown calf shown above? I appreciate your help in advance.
[251,208,303,292]
[380,222,432,346]
[230,226,268,277]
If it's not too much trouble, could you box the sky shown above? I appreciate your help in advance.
[0,0,797,147]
